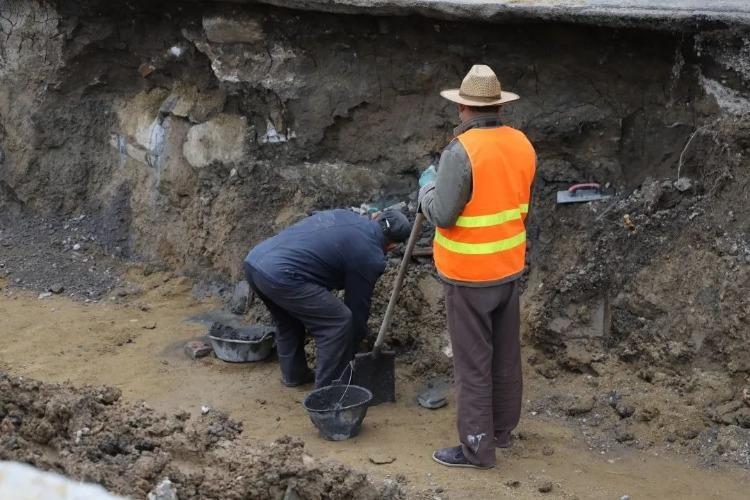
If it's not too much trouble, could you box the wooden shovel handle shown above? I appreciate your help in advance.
[374,212,425,351]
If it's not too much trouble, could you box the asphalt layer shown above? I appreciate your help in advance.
[241,0,750,28]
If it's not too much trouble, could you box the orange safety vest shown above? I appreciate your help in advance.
[433,126,536,283]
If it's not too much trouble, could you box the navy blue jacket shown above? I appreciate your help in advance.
[245,209,386,341]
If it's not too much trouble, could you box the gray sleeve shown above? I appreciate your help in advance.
[418,140,472,228]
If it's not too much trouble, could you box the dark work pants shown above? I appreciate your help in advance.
[244,263,355,388]
[445,280,522,467]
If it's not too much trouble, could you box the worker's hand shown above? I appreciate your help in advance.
[419,165,437,188]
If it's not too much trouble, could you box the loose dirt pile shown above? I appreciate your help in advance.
[0,372,407,499]
[368,260,450,375]
[523,357,750,469]
[0,213,127,300]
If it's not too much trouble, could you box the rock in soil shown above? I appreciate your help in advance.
[283,485,303,500]
[615,403,636,419]
[676,426,701,440]
[184,340,212,359]
[734,408,750,429]
[538,481,554,493]
[97,386,122,404]
[148,478,178,500]
[615,428,636,443]
[637,406,660,422]
[535,362,559,380]
[368,454,396,465]
[565,395,596,416]
[713,400,745,425]
[416,377,450,409]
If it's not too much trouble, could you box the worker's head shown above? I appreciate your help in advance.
[376,209,412,252]
[438,64,519,123]
[457,104,500,123]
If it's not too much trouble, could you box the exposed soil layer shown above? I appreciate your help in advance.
[0,372,407,499]
[2,0,746,278]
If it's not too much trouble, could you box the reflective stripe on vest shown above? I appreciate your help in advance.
[434,229,526,255]
[454,203,529,228]
[433,126,536,283]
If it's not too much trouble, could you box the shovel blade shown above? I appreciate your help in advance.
[352,350,396,405]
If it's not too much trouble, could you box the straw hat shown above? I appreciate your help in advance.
[440,65,520,106]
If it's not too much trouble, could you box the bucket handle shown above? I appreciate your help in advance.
[331,360,356,409]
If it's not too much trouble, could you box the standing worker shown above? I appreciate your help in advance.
[419,65,536,469]
[243,209,411,389]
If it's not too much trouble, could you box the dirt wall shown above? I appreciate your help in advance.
[2,0,742,274]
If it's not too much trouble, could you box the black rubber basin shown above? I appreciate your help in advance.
[303,385,372,441]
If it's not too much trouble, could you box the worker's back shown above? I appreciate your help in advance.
[245,209,386,290]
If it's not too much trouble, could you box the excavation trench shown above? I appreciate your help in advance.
[1,0,749,498]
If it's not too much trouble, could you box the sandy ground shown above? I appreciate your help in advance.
[0,270,747,499]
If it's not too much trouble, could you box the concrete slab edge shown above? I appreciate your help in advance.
[242,0,750,29]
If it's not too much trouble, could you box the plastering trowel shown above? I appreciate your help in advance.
[556,183,612,204]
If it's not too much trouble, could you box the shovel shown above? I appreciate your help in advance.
[352,212,425,405]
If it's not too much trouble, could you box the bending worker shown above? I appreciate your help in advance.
[419,65,536,469]
[243,209,411,388]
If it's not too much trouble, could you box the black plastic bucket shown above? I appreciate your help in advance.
[303,385,373,441]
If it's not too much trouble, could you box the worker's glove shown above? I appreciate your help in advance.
[419,165,437,188]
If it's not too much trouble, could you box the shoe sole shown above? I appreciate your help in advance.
[280,377,314,388]
[281,380,306,387]
[432,453,494,470]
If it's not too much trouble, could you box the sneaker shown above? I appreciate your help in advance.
[281,369,315,388]
[432,446,494,469]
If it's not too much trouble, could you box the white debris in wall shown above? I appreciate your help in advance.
[701,76,750,115]
[261,120,296,144]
